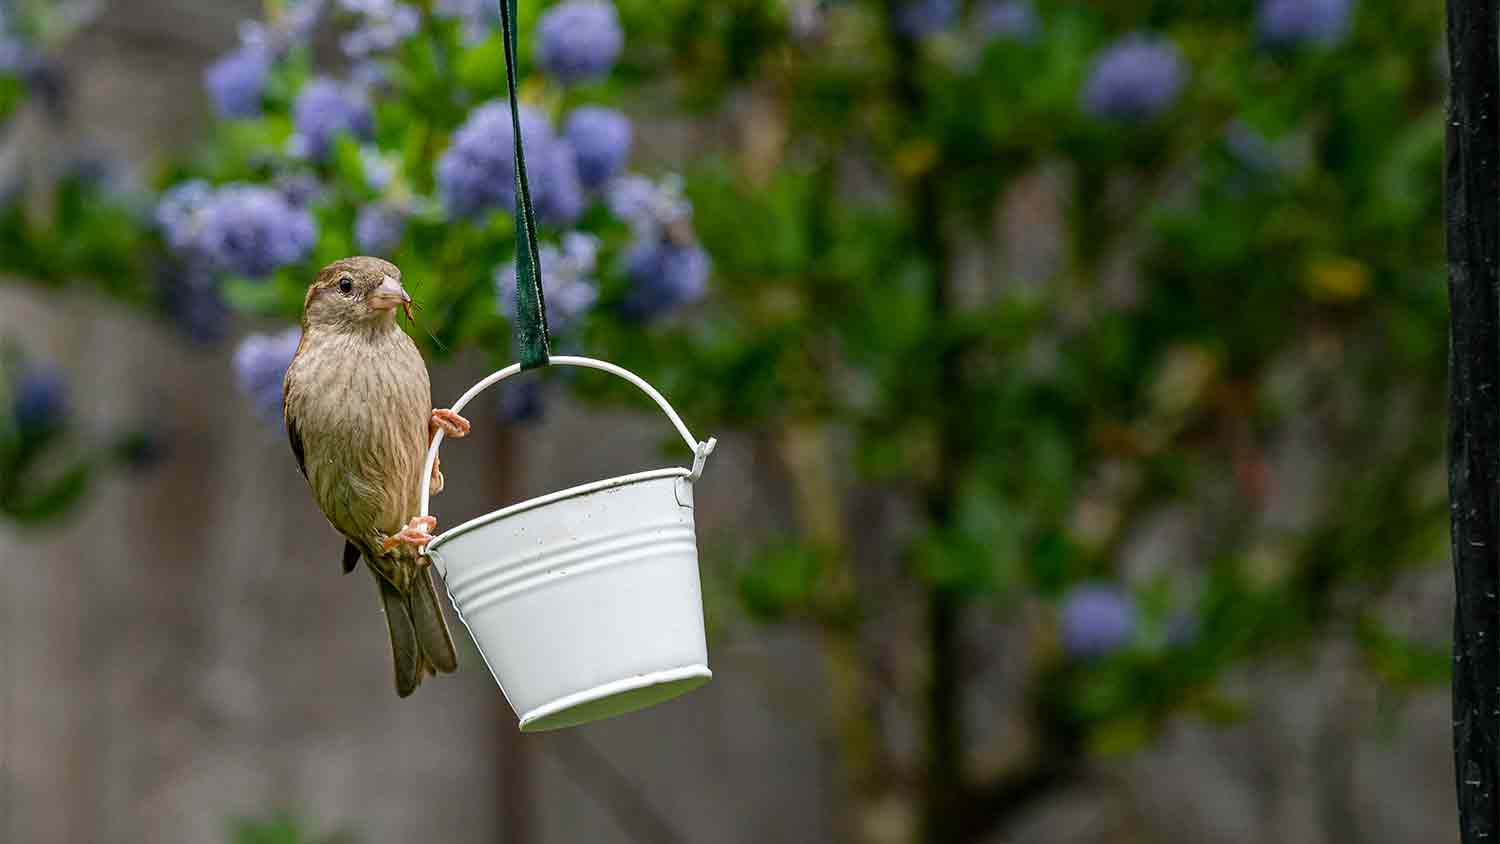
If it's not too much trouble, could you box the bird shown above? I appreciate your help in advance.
[282,256,471,697]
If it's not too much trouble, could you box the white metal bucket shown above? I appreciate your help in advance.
[418,356,716,732]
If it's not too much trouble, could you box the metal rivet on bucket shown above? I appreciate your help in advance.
[418,356,716,732]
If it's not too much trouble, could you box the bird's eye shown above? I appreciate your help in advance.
[338,276,354,294]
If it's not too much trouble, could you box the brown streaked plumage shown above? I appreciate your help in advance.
[283,256,470,697]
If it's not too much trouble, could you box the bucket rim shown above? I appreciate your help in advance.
[517,664,713,732]
[426,467,691,555]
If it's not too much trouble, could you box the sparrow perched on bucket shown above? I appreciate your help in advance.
[283,256,470,697]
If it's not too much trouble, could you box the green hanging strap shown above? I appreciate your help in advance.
[497,0,550,370]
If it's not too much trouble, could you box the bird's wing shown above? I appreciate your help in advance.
[342,540,361,574]
[286,413,307,479]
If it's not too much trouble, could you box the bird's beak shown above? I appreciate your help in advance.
[369,275,411,312]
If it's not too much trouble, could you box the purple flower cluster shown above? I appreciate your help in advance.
[565,106,632,190]
[436,0,498,43]
[1081,35,1186,122]
[437,101,583,225]
[205,46,270,118]
[496,232,601,333]
[1257,0,1353,48]
[241,0,325,56]
[897,0,958,37]
[233,328,302,426]
[156,181,318,279]
[536,0,623,85]
[203,0,322,118]
[274,172,324,209]
[356,202,407,255]
[1059,583,1138,659]
[977,0,1037,42]
[496,380,545,424]
[607,173,710,321]
[161,263,231,345]
[361,147,395,191]
[291,78,374,162]
[12,366,68,436]
[621,240,710,321]
[338,0,420,57]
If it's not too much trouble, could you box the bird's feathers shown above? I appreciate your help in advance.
[379,575,422,697]
[286,413,307,478]
[411,567,459,673]
[283,256,459,697]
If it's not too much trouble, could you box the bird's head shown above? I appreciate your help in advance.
[302,256,413,331]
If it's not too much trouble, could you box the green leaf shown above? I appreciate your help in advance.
[737,542,823,621]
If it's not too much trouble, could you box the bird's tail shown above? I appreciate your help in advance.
[378,570,458,697]
[379,576,422,697]
[411,565,459,676]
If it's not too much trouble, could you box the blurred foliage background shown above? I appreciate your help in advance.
[0,0,1455,842]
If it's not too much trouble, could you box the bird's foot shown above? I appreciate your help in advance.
[429,455,445,496]
[381,516,439,561]
[430,408,470,440]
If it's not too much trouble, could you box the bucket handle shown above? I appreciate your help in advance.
[419,355,717,522]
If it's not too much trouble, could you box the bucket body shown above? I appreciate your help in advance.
[427,467,711,732]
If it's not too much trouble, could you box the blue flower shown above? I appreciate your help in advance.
[338,0,421,57]
[241,0,326,56]
[896,0,957,37]
[360,147,395,190]
[1258,0,1353,48]
[607,172,692,239]
[1081,35,1186,122]
[620,238,709,321]
[977,0,1037,42]
[565,106,632,190]
[496,232,600,332]
[233,328,301,426]
[496,380,545,425]
[538,140,585,226]
[274,172,324,209]
[536,0,623,85]
[437,101,570,221]
[356,202,407,255]
[155,180,217,253]
[194,185,318,278]
[161,263,231,345]
[1059,583,1138,659]
[291,77,373,162]
[205,46,269,118]
[436,0,498,43]
[0,38,29,75]
[12,367,68,436]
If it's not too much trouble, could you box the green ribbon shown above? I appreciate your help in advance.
[498,0,550,369]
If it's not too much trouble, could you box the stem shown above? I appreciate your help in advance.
[880,6,970,840]
[1446,1,1500,840]
[924,589,963,842]
[773,425,887,841]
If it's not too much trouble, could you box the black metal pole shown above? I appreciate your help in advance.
[1447,1,1500,841]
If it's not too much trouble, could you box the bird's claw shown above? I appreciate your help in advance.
[382,516,439,560]
[431,409,470,440]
